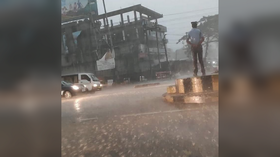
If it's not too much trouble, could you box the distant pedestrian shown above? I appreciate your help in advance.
[186,21,205,76]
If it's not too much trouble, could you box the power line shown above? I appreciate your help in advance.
[97,10,218,27]
[168,33,184,35]
[166,39,184,41]
[159,12,218,23]
[161,14,217,26]
[167,34,185,36]
[167,43,185,45]
[164,7,218,16]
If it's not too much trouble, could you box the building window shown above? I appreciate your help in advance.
[103,34,108,43]
[81,75,91,82]
[150,31,156,37]
[62,75,78,83]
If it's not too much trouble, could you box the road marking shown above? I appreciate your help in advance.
[136,83,174,89]
[61,83,175,103]
[120,108,202,118]
[76,107,213,122]
[62,84,174,102]
[78,117,98,122]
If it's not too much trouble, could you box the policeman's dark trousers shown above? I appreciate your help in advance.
[192,45,205,75]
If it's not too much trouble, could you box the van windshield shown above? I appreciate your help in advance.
[90,75,99,81]
[61,81,71,86]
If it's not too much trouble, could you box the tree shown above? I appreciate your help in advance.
[197,14,218,60]
[176,14,218,60]
[165,48,173,59]
[177,34,192,58]
[176,33,191,58]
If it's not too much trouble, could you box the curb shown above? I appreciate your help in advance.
[176,74,219,94]
[162,74,219,104]
[163,92,218,104]
[134,83,160,88]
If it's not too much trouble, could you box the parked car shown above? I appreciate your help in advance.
[61,73,102,92]
[61,81,86,99]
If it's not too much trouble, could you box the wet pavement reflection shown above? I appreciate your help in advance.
[62,81,218,157]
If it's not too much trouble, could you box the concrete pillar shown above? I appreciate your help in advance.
[110,19,113,27]
[127,15,130,23]
[134,11,137,22]
[140,12,143,20]
[103,18,106,27]
[120,13,124,25]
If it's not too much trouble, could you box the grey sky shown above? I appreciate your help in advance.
[96,0,218,51]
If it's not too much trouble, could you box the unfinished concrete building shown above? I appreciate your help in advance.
[61,4,168,82]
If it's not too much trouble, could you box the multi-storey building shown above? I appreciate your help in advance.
[61,5,168,81]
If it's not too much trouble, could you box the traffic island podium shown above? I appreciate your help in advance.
[163,74,219,104]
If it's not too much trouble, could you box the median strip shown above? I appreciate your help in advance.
[134,83,160,88]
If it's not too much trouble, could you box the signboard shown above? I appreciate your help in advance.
[96,49,116,71]
[107,80,113,86]
[61,0,98,23]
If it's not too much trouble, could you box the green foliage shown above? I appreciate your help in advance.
[198,14,218,59]
[198,14,218,43]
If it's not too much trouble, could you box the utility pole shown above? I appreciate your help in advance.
[145,29,153,79]
[163,34,169,63]
[143,20,153,79]
[155,20,161,69]
[102,0,114,51]
[102,0,118,81]
[88,0,94,72]
[163,34,170,70]
[92,23,99,59]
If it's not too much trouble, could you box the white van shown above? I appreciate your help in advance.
[61,73,102,92]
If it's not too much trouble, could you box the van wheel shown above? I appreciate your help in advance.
[64,91,72,99]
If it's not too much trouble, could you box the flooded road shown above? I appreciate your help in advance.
[62,80,218,157]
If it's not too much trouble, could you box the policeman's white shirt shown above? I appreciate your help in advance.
[187,28,204,45]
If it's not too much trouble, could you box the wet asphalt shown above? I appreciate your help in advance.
[62,80,218,157]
